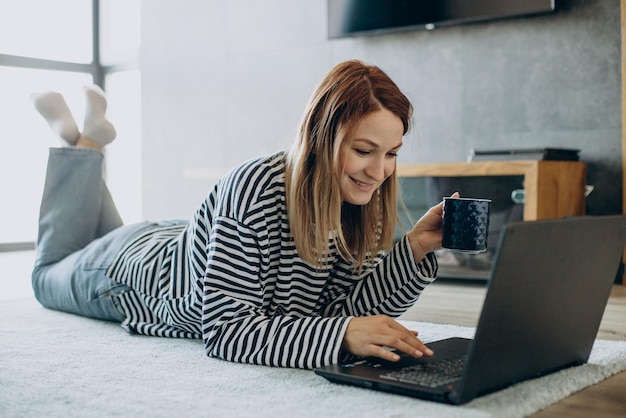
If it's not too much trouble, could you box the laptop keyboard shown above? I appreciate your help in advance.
[379,356,466,388]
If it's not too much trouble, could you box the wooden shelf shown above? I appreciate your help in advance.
[397,160,587,221]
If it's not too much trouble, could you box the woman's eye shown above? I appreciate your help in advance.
[355,149,370,155]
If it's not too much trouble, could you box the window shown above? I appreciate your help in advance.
[0,0,93,62]
[0,0,141,250]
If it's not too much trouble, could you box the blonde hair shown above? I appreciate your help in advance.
[285,60,413,271]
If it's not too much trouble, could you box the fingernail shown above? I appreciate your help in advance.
[425,348,434,356]
[414,350,423,358]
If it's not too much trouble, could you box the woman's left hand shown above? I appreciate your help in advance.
[406,192,459,262]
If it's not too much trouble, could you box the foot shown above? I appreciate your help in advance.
[82,85,116,147]
[31,91,80,145]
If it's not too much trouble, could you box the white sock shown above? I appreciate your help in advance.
[31,91,80,145]
[82,85,116,147]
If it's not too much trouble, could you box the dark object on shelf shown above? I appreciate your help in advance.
[467,148,580,162]
[328,0,556,38]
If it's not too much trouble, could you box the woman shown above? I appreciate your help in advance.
[31,60,448,369]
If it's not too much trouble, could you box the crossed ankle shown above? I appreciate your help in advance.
[75,135,105,151]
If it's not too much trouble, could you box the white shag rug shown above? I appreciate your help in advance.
[1,297,625,418]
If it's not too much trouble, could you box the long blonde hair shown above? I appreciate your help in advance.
[285,60,413,271]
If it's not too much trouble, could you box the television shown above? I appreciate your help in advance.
[328,0,556,38]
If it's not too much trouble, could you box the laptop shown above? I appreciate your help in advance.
[315,215,626,405]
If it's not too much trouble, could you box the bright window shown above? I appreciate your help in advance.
[0,1,93,63]
[0,68,92,243]
[0,0,141,247]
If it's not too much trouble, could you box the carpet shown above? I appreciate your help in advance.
[1,297,625,418]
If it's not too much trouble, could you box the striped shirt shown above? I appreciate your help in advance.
[106,152,438,369]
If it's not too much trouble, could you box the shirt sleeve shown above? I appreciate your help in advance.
[320,235,438,319]
[200,215,350,369]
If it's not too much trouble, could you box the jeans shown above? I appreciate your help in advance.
[32,148,149,322]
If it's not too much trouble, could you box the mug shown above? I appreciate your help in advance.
[442,197,491,254]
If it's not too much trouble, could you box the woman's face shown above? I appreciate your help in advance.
[338,109,404,205]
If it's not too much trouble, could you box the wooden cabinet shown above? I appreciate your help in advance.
[397,160,587,221]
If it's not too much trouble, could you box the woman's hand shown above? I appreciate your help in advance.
[342,315,434,362]
[407,192,460,262]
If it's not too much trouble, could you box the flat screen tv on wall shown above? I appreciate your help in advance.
[328,0,556,38]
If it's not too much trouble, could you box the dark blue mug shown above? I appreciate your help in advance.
[442,197,491,254]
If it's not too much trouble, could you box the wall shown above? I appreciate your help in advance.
[141,0,621,221]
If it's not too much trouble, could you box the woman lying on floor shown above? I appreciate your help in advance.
[31,59,450,369]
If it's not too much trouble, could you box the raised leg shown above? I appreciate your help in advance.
[31,148,134,321]
[30,85,133,321]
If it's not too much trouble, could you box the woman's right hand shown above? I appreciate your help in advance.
[341,315,434,362]
[406,192,460,262]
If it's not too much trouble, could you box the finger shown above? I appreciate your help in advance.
[383,320,432,353]
[429,200,445,218]
[371,329,434,359]
[386,323,424,343]
[384,317,417,334]
[367,345,402,362]
[383,335,434,359]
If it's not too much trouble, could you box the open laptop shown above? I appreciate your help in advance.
[315,215,626,405]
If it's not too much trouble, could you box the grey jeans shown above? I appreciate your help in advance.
[32,148,149,322]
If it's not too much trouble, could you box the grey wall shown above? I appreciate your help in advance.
[141,0,622,221]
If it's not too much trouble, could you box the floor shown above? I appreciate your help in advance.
[3,250,625,417]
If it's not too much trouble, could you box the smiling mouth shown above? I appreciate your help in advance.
[352,178,374,188]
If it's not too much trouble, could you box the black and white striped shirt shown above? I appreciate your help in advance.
[107,152,438,369]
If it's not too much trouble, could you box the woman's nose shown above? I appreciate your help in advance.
[366,157,386,181]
